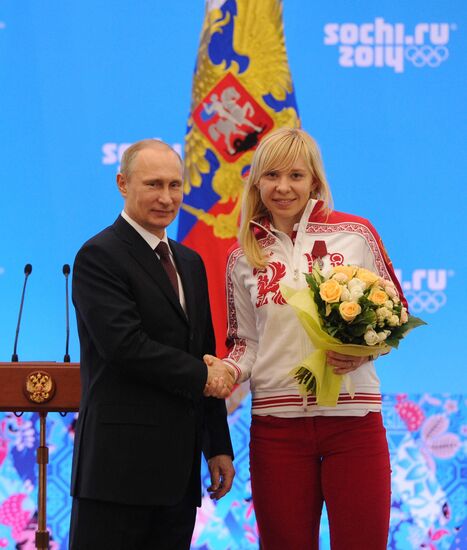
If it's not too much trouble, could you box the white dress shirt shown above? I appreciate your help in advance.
[121,210,187,313]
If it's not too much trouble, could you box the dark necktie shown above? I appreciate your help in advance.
[155,242,179,298]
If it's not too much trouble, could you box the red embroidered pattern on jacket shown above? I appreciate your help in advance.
[305,222,390,279]
[228,338,247,362]
[329,252,344,266]
[226,247,245,338]
[258,234,275,249]
[226,235,278,339]
[253,261,287,307]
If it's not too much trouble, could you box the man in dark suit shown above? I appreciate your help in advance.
[69,139,235,549]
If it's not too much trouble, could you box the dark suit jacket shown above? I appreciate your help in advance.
[70,216,233,506]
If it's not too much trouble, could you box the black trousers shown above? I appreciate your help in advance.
[70,441,202,549]
[69,491,197,550]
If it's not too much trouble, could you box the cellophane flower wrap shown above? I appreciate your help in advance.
[280,265,426,407]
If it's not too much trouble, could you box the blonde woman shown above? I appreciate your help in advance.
[205,128,406,549]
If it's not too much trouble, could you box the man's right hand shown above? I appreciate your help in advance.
[203,354,235,399]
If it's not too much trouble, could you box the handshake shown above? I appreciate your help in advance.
[203,354,236,399]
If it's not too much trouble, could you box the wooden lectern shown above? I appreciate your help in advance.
[0,362,80,550]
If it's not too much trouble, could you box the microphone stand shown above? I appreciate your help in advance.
[63,264,71,363]
[12,264,33,362]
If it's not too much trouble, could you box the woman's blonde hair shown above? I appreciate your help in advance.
[239,127,333,268]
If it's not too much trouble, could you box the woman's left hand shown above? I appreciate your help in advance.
[326,351,371,375]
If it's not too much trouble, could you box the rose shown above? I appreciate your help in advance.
[383,282,400,303]
[368,287,389,305]
[400,307,408,324]
[376,307,391,321]
[376,306,391,328]
[388,314,400,327]
[348,278,366,290]
[377,330,391,342]
[384,284,398,299]
[384,300,394,309]
[319,279,342,303]
[356,268,380,288]
[332,272,349,284]
[349,288,364,302]
[348,278,366,292]
[332,265,357,280]
[348,276,365,301]
[364,329,380,346]
[339,301,362,322]
[340,287,351,301]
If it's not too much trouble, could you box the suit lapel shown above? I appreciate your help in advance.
[112,217,188,324]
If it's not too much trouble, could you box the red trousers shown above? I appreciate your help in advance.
[250,413,391,550]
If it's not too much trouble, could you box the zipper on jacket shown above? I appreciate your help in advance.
[250,220,301,287]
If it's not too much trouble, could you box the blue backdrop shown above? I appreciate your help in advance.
[0,1,465,549]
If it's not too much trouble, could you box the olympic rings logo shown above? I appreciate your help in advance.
[405,46,449,68]
[405,291,446,313]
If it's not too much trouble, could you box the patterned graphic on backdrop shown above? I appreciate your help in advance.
[178,0,300,355]
[396,269,453,314]
[323,18,456,73]
[0,413,75,549]
[0,397,465,549]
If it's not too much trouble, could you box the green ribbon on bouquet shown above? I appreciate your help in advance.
[280,284,391,407]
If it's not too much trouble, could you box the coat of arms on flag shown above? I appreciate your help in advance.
[178,0,300,360]
[193,73,274,162]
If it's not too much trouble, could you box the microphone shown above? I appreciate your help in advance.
[11,264,33,362]
[63,264,71,362]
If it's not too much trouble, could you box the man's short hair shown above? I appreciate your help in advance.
[119,139,183,177]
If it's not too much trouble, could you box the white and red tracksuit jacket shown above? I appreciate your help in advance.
[223,199,406,417]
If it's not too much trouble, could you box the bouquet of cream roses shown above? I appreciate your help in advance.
[281,265,425,406]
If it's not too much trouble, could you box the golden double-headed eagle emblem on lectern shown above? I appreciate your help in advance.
[23,371,56,404]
